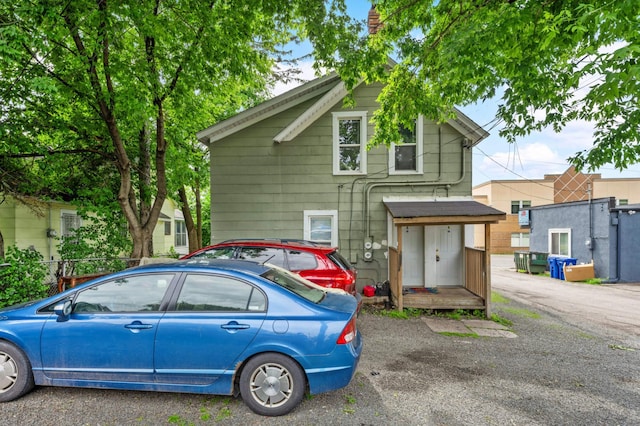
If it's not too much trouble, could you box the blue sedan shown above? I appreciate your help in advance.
[0,259,362,416]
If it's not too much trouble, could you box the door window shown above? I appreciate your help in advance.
[176,274,266,312]
[73,274,174,313]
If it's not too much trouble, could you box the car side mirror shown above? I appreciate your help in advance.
[54,300,73,321]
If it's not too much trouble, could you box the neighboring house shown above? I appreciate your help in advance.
[197,73,505,314]
[0,195,188,261]
[473,166,640,254]
[528,197,640,283]
[152,199,189,256]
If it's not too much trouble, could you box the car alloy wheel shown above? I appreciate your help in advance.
[0,342,34,402]
[240,353,306,416]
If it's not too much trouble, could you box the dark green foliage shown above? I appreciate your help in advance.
[0,246,48,309]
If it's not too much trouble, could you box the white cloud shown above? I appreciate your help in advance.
[476,141,567,182]
[270,61,321,97]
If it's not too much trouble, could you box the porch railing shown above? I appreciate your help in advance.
[465,247,486,299]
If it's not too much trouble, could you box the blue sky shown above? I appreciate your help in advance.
[273,0,640,186]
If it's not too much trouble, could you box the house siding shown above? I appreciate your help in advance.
[209,82,474,289]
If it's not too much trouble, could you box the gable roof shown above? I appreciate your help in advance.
[197,73,489,146]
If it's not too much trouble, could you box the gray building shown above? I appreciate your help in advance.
[529,197,640,282]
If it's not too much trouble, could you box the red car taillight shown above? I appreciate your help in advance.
[332,270,357,294]
[337,316,357,345]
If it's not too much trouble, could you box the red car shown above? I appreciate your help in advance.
[181,239,358,295]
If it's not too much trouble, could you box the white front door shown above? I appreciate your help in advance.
[425,225,463,287]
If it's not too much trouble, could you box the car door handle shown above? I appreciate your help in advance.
[221,321,250,331]
[125,321,154,330]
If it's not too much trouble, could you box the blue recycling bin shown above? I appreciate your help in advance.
[548,256,559,279]
[558,258,578,280]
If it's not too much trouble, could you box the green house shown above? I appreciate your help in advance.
[0,196,189,261]
[197,74,505,314]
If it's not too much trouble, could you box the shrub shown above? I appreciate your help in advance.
[0,245,49,308]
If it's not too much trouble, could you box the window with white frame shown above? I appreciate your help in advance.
[549,228,571,256]
[61,210,82,241]
[333,111,367,175]
[510,232,530,247]
[304,210,338,246]
[175,220,187,248]
[389,116,423,174]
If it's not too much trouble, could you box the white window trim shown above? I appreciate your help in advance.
[548,228,571,257]
[175,220,187,248]
[332,111,367,175]
[304,210,338,247]
[388,115,423,175]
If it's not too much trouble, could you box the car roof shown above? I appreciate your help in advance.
[131,258,272,276]
[208,239,336,253]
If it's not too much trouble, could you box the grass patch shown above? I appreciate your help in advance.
[502,306,541,319]
[490,313,513,327]
[491,291,510,304]
[439,331,479,338]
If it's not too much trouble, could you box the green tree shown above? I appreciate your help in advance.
[0,245,48,308]
[0,1,361,258]
[333,1,640,172]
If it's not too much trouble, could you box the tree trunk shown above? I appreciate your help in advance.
[0,230,4,259]
[179,186,200,253]
[195,185,202,248]
[138,125,153,256]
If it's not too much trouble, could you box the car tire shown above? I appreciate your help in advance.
[0,341,35,402]
[239,353,306,416]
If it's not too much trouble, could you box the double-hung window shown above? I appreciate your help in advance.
[175,220,187,248]
[333,111,367,175]
[389,116,423,174]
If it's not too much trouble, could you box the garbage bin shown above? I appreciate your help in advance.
[558,258,578,280]
[548,256,559,279]
[514,251,529,272]
[527,252,548,274]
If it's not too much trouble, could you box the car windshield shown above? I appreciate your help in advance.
[261,266,325,303]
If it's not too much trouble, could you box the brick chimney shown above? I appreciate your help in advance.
[368,5,382,34]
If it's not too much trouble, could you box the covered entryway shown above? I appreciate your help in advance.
[384,199,505,316]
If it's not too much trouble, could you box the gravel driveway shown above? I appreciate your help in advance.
[4,259,640,425]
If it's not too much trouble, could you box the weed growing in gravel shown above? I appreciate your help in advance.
[491,291,510,304]
[490,313,513,327]
[439,331,479,338]
[501,306,540,319]
[342,394,357,414]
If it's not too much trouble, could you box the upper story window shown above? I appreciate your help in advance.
[389,116,423,174]
[511,200,531,214]
[333,111,367,175]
